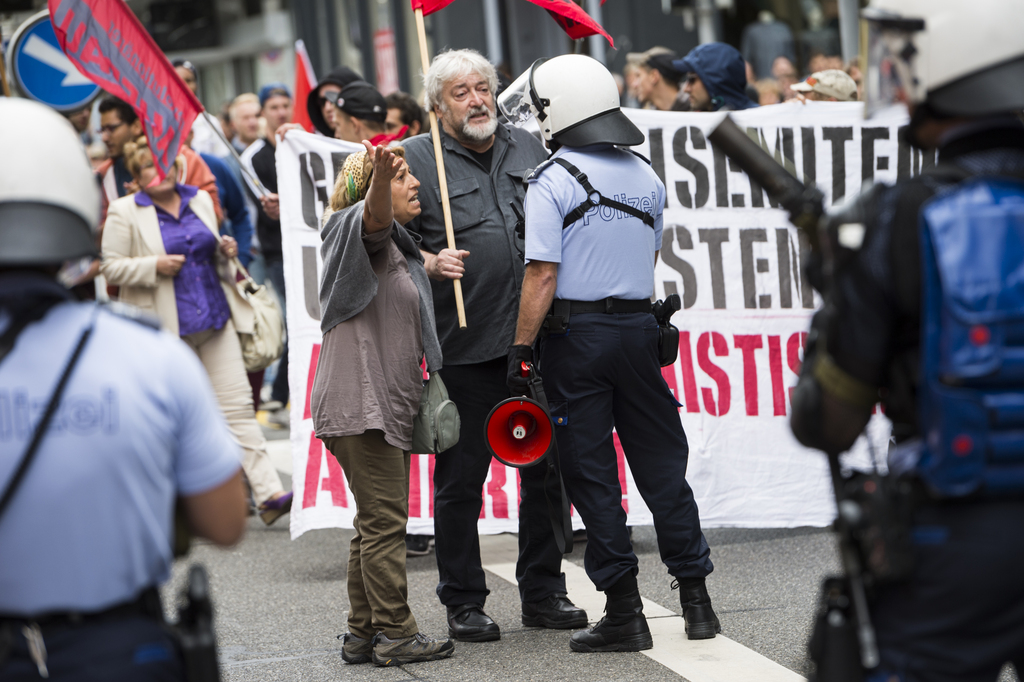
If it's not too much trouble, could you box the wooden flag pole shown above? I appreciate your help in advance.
[415,7,468,329]
[0,49,12,97]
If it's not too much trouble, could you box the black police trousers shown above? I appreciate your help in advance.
[433,358,568,605]
[539,312,713,591]
[0,614,182,681]
[867,498,1024,682]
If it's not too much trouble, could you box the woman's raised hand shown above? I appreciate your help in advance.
[363,140,404,185]
[156,254,186,276]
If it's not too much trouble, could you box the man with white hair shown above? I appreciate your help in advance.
[403,49,588,643]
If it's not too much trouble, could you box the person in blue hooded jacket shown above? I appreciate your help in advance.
[673,43,759,112]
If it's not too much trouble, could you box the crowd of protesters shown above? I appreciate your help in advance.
[45,8,865,666]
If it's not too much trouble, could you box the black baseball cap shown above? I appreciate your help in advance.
[324,81,387,123]
[306,66,363,135]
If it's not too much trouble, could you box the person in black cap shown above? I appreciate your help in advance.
[325,81,393,145]
[672,43,759,112]
[306,67,363,137]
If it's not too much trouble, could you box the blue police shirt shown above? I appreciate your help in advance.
[524,144,665,301]
[0,302,241,616]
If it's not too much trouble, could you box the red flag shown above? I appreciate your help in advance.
[410,0,457,15]
[526,0,613,45]
[48,0,203,181]
[293,39,317,133]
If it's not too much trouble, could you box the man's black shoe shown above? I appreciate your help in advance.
[522,594,588,629]
[673,577,721,640]
[446,603,500,642]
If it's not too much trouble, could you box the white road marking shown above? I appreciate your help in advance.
[482,535,805,682]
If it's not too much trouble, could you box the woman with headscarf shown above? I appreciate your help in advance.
[311,142,452,666]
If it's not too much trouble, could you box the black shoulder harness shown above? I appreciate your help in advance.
[528,156,656,231]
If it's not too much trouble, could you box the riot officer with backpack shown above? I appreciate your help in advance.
[786,1,1024,679]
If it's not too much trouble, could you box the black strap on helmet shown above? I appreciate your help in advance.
[551,158,656,230]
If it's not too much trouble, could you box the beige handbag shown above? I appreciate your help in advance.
[232,258,285,372]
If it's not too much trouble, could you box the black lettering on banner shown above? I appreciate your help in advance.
[740,228,769,309]
[861,127,890,184]
[649,128,667,186]
[822,127,853,204]
[712,145,730,208]
[802,127,816,186]
[776,227,793,308]
[302,245,321,320]
[672,126,710,208]
[661,225,698,308]
[796,230,814,308]
[699,228,729,309]
[299,152,329,228]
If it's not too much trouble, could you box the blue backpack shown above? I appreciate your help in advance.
[918,176,1024,497]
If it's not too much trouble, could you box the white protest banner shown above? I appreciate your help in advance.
[280,102,916,539]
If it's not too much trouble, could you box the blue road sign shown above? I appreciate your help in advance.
[9,11,100,112]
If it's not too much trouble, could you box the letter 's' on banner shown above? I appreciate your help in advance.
[48,0,203,180]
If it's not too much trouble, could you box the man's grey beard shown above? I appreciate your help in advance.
[452,105,497,144]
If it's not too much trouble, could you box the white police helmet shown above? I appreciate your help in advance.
[499,54,644,147]
[0,98,100,266]
[864,0,1024,117]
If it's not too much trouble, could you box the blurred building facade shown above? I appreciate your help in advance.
[1,0,858,114]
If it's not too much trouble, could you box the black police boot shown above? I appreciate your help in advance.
[569,573,652,652]
[673,577,721,640]
[522,594,588,629]
[446,603,501,642]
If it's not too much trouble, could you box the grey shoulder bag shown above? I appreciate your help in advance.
[410,372,461,455]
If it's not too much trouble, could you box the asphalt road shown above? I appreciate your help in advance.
[161,424,1020,681]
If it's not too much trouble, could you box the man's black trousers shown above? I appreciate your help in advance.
[539,312,713,591]
[433,358,567,605]
[868,498,1024,682]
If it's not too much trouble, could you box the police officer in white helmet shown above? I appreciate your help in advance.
[499,54,719,652]
[0,99,247,680]
[788,0,1024,679]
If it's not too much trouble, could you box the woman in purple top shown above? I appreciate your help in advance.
[101,137,293,525]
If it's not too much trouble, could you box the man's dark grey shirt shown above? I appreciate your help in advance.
[404,123,547,365]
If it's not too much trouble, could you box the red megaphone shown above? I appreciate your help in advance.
[484,396,553,468]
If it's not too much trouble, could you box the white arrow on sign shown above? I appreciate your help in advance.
[22,34,93,87]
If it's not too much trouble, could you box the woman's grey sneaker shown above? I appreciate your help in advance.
[339,633,373,664]
[372,632,455,666]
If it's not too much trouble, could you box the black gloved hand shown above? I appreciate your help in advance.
[506,344,534,397]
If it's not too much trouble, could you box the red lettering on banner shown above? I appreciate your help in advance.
[697,332,731,416]
[678,332,700,413]
[409,455,421,518]
[303,343,321,420]
[734,335,763,416]
[613,432,629,513]
[302,432,348,508]
[787,332,808,403]
[482,460,509,519]
[768,335,786,416]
